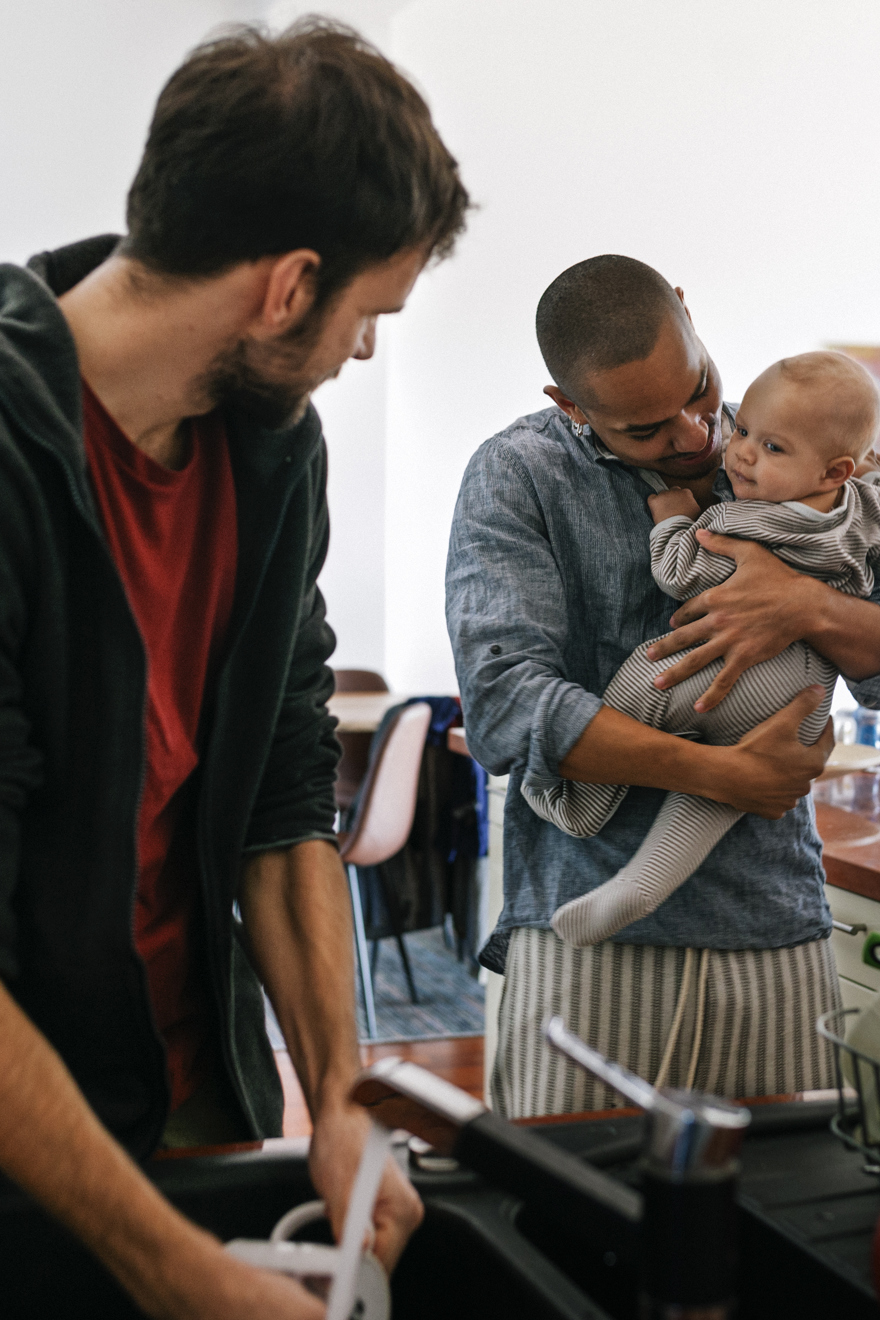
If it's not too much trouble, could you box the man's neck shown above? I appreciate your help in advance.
[58,255,266,469]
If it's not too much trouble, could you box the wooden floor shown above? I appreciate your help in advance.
[276,1035,485,1138]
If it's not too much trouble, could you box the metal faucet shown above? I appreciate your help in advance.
[352,1022,750,1320]
[545,1016,751,1319]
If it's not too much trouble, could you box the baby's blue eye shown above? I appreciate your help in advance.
[738,427,747,436]
[765,442,782,454]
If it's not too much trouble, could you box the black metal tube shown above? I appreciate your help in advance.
[455,1111,642,1268]
[639,1170,739,1320]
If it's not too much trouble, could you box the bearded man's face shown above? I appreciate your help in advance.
[200,245,427,430]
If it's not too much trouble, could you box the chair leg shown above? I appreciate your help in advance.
[347,864,378,1039]
[394,932,420,1006]
[374,865,419,1005]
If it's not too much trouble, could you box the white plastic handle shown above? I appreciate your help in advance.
[270,1199,328,1243]
[326,1123,394,1320]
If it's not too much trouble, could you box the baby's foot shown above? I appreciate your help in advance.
[551,878,651,946]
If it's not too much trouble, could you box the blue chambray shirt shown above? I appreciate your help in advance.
[446,405,880,974]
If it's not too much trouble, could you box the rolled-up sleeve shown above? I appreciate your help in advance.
[843,576,880,710]
[445,439,600,784]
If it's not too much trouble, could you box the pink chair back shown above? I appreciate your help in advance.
[333,669,389,693]
[339,703,432,868]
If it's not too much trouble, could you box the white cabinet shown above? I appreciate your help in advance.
[825,883,880,1012]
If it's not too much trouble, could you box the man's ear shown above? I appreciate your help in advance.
[674,286,694,326]
[821,455,856,487]
[253,249,322,339]
[544,384,589,425]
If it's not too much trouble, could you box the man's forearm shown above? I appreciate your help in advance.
[240,838,424,1270]
[559,692,830,819]
[239,838,360,1117]
[0,981,230,1316]
[560,706,723,795]
[800,577,880,680]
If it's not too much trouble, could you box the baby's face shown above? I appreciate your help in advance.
[727,378,840,502]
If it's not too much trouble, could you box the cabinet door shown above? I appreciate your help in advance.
[839,975,878,1011]
[826,884,880,993]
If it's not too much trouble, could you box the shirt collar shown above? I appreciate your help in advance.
[582,427,674,495]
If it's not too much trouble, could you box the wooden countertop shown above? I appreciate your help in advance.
[814,771,880,902]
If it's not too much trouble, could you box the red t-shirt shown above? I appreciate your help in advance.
[82,382,238,1111]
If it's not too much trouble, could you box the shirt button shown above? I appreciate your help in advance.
[490,644,502,655]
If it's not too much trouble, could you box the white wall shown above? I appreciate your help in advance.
[381,0,880,692]
[310,342,389,673]
[0,0,264,265]
[5,1,880,692]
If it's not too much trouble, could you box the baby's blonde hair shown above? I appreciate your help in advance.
[772,350,880,462]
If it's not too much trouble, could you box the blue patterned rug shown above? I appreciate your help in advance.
[354,925,485,1042]
[265,925,485,1046]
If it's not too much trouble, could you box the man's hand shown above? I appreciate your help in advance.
[705,686,834,816]
[309,1103,423,1272]
[645,530,817,711]
[647,487,702,524]
[240,842,423,1277]
[152,1235,327,1319]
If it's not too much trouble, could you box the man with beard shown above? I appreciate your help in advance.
[446,256,880,1118]
[0,22,467,1319]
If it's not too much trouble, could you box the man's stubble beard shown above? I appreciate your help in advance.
[197,308,330,431]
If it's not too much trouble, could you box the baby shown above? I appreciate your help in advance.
[522,350,880,946]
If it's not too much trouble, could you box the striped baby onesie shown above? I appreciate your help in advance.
[521,479,880,947]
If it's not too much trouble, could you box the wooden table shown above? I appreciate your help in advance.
[328,691,405,733]
[447,726,470,757]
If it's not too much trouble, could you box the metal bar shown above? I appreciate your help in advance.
[545,1015,677,1117]
[348,864,378,1039]
[832,920,868,936]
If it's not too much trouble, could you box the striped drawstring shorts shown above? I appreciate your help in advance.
[520,636,837,947]
[491,927,841,1119]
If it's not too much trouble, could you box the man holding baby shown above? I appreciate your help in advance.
[446,254,880,1117]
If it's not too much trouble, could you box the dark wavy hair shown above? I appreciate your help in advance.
[122,18,470,302]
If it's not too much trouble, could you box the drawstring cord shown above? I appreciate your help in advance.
[654,947,709,1091]
[654,948,693,1088]
[686,948,710,1090]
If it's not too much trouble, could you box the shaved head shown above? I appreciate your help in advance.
[536,254,691,402]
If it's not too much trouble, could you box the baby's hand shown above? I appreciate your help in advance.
[648,487,701,523]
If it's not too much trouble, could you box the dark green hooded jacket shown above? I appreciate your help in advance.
[0,235,340,1158]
